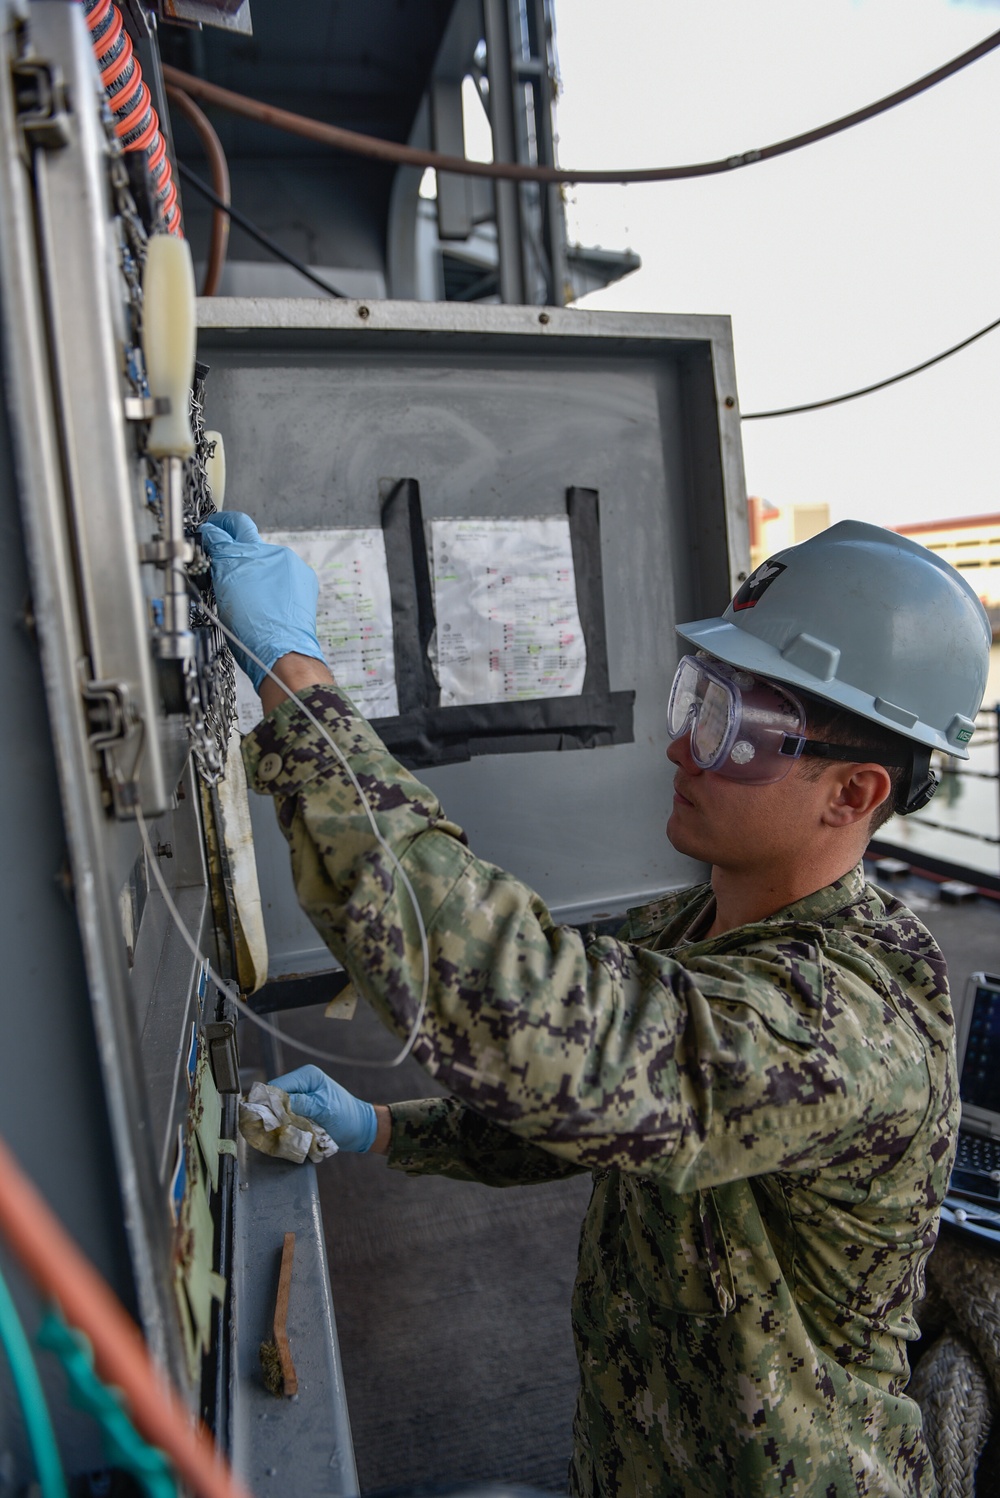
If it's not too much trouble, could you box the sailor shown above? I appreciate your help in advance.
[201,514,991,1498]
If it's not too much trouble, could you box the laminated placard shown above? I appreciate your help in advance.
[430,517,587,706]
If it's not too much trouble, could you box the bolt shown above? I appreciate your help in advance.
[156,841,173,859]
[724,395,736,408]
[357,305,370,320]
[538,311,550,324]
[55,860,75,901]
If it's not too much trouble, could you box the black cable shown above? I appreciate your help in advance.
[700,26,1000,187]
[176,163,347,298]
[165,28,1000,186]
[742,314,1000,419]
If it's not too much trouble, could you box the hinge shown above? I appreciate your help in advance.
[12,58,71,150]
[82,675,136,752]
[81,672,145,815]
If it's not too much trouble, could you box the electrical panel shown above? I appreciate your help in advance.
[0,5,358,1491]
[198,296,749,993]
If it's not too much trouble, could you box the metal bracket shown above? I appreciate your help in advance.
[158,0,254,37]
[12,59,71,150]
[139,537,194,565]
[124,394,172,422]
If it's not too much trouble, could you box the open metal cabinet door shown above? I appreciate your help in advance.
[197,296,750,1002]
[0,4,358,1490]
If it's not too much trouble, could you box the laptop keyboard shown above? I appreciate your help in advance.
[955,1133,1000,1175]
[951,1133,1000,1201]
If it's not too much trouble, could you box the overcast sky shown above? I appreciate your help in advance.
[552,0,1000,530]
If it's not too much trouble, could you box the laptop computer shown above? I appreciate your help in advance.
[941,971,1000,1244]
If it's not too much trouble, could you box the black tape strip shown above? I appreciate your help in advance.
[566,487,611,695]
[372,689,635,769]
[379,478,438,713]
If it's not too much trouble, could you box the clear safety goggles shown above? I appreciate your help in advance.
[667,654,810,784]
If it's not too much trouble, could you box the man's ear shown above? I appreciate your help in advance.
[821,764,892,828]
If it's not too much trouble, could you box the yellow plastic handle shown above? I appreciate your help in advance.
[204,430,226,508]
[142,235,196,458]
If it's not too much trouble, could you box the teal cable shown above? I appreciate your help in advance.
[0,1262,68,1498]
[37,1310,177,1498]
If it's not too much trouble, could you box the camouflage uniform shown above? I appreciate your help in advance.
[245,688,956,1498]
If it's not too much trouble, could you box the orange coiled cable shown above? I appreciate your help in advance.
[81,0,181,235]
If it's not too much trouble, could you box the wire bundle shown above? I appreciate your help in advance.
[82,0,181,235]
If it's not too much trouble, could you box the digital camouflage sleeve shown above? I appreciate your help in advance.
[244,686,958,1498]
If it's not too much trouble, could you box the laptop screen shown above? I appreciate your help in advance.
[958,974,1000,1123]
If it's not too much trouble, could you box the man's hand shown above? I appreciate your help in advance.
[199,512,326,690]
[269,1064,390,1154]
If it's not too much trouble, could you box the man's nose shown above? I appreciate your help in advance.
[667,731,702,773]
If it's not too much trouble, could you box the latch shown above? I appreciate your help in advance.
[12,58,70,150]
[204,1019,241,1094]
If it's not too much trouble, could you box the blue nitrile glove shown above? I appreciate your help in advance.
[198,511,324,690]
[269,1064,378,1153]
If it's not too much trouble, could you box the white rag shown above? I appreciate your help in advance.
[238,1082,339,1165]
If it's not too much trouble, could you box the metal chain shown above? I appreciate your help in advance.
[185,364,237,783]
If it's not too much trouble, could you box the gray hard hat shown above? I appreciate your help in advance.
[676,519,991,759]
